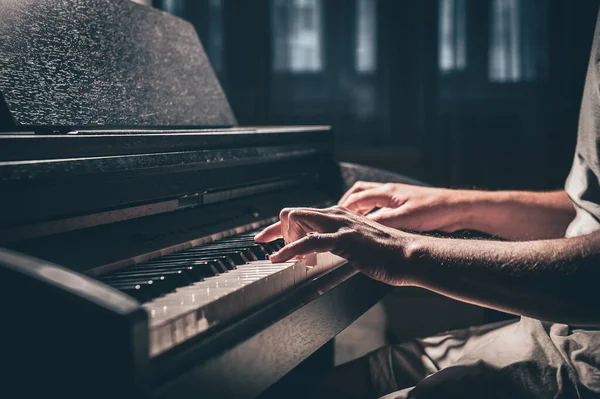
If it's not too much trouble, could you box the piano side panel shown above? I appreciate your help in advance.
[0,248,150,398]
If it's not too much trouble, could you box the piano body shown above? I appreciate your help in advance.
[0,1,417,397]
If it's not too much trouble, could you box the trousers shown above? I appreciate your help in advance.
[362,317,600,398]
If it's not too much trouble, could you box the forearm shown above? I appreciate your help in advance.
[456,189,575,241]
[404,231,600,326]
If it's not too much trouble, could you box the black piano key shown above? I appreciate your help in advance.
[148,257,230,273]
[203,239,255,247]
[270,239,285,250]
[101,276,176,296]
[141,261,220,278]
[116,262,219,282]
[205,241,258,248]
[260,241,282,254]
[178,247,246,257]
[227,244,266,260]
[163,251,243,267]
[108,282,158,302]
[196,243,264,260]
[211,257,234,272]
[192,256,235,272]
[101,269,193,288]
[125,266,208,282]
[157,254,233,271]
[146,257,228,273]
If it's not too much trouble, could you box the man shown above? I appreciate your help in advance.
[254,11,600,399]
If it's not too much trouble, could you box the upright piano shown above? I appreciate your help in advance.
[0,1,417,397]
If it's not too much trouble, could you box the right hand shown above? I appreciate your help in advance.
[338,181,472,233]
[254,205,418,285]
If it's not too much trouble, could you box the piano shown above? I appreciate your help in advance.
[0,1,419,397]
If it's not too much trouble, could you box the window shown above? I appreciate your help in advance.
[489,0,548,82]
[355,0,377,73]
[272,0,324,72]
[439,0,467,73]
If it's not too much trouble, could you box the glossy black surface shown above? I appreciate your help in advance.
[0,0,235,131]
[0,248,149,398]
[0,128,335,230]
[0,126,331,161]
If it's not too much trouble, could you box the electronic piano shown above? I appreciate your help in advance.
[0,1,420,398]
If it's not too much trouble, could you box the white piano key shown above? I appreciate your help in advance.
[144,250,341,357]
[293,260,308,285]
[158,323,173,354]
[149,328,161,356]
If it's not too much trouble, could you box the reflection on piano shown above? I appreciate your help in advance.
[0,1,409,398]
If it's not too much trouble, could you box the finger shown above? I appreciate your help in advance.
[338,181,381,206]
[270,232,339,263]
[254,221,282,242]
[256,207,346,243]
[286,208,346,242]
[279,208,292,243]
[344,187,394,214]
[366,208,397,224]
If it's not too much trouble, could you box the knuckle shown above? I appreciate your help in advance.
[331,205,345,214]
[338,228,355,243]
[306,233,321,242]
[279,207,292,219]
[368,213,382,221]
[382,183,395,192]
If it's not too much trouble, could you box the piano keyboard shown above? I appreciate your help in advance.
[97,223,345,357]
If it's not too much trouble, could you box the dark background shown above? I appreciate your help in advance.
[147,0,600,355]
[154,0,599,192]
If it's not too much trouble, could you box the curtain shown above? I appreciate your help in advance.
[439,0,467,73]
[356,0,377,73]
[489,0,548,82]
[272,0,323,72]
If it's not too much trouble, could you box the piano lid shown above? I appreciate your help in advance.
[0,0,237,132]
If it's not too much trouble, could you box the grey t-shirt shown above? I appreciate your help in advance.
[565,10,600,238]
[549,10,600,394]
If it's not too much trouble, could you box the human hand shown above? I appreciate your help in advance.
[254,206,418,285]
[338,181,471,233]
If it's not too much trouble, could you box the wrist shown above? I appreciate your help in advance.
[398,234,432,286]
[446,189,488,231]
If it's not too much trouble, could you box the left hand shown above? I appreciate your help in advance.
[254,206,418,285]
[338,181,470,233]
